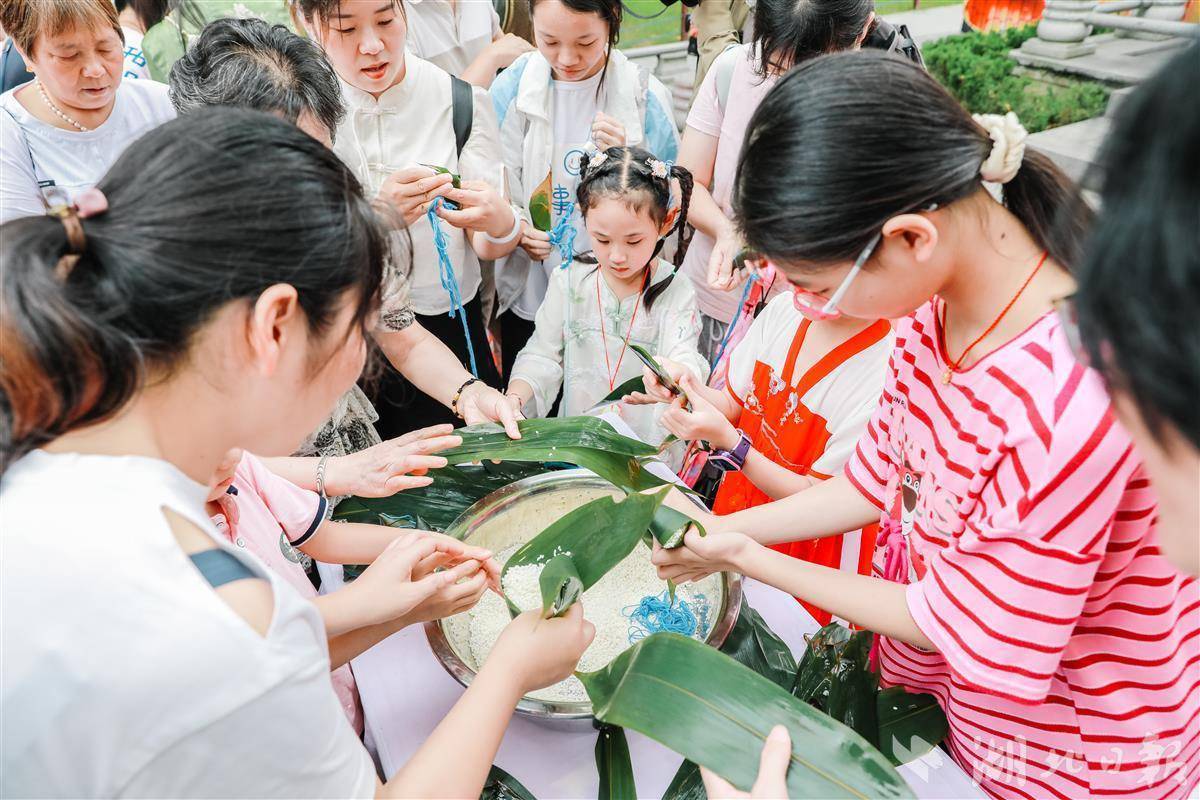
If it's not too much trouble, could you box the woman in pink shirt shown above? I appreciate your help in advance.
[656,52,1199,799]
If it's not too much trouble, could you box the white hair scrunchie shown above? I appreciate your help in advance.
[973,111,1028,184]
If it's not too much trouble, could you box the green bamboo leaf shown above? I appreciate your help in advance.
[628,343,683,396]
[661,761,705,800]
[441,418,667,492]
[876,687,948,767]
[648,503,706,549]
[529,171,554,231]
[538,553,583,618]
[792,623,851,705]
[596,725,637,800]
[580,634,913,799]
[723,599,797,689]
[420,163,462,189]
[502,491,668,616]
[599,375,645,404]
[480,764,537,800]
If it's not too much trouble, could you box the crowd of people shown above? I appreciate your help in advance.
[0,0,1196,797]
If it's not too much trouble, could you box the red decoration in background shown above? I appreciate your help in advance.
[964,0,1046,31]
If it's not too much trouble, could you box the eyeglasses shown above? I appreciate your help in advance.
[783,232,882,321]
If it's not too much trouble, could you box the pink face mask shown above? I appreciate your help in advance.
[783,232,882,322]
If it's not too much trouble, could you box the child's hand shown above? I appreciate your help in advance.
[378,166,454,226]
[324,425,462,497]
[707,224,749,293]
[591,112,626,151]
[520,222,553,261]
[701,726,792,799]
[436,180,516,238]
[624,357,688,405]
[350,532,479,626]
[402,558,493,623]
[483,605,595,694]
[650,529,751,584]
[660,374,740,449]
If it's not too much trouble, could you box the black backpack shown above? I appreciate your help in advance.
[863,18,926,69]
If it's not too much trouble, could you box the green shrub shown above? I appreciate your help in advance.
[924,26,1111,132]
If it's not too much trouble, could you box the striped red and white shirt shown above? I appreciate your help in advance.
[845,299,1199,800]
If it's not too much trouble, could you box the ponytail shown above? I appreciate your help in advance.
[736,50,1091,274]
[751,0,874,77]
[0,107,388,472]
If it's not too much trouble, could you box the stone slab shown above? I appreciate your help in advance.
[1011,33,1192,83]
[1027,115,1112,188]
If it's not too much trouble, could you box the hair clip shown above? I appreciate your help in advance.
[586,149,609,172]
[646,158,670,180]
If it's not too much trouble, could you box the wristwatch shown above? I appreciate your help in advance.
[707,429,752,473]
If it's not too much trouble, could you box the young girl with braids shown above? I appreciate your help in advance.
[505,145,707,449]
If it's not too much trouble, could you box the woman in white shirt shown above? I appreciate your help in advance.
[297,0,525,439]
[0,107,592,798]
[404,0,532,87]
[0,0,174,224]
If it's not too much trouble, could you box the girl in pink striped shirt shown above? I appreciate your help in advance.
[655,51,1199,799]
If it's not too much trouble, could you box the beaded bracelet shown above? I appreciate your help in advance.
[451,377,481,419]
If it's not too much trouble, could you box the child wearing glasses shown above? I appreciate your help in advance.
[631,245,891,625]
[652,52,1199,799]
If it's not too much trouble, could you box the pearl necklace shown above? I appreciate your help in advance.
[36,80,89,132]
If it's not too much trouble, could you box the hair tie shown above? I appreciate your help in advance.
[47,187,108,280]
[973,111,1027,184]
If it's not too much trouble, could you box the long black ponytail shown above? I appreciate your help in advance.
[735,50,1092,274]
[0,107,389,471]
[576,145,695,311]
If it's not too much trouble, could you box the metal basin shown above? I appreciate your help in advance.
[425,469,742,729]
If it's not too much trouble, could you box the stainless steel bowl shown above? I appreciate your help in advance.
[425,469,742,729]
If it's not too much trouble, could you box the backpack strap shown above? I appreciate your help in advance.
[714,43,741,115]
[450,75,474,158]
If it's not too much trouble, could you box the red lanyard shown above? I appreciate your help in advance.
[597,269,648,392]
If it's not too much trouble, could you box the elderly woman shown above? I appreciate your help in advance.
[168,17,522,502]
[0,0,174,223]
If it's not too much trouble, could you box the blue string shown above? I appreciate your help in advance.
[549,201,577,268]
[427,197,479,377]
[710,271,759,373]
[625,591,703,643]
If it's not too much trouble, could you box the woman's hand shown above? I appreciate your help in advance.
[624,356,689,405]
[520,222,553,261]
[707,224,748,293]
[436,180,517,238]
[349,532,482,627]
[701,726,792,799]
[400,557,494,623]
[651,529,751,584]
[324,425,463,497]
[591,111,627,151]
[484,604,596,694]
[660,374,739,449]
[378,166,454,226]
[457,380,524,439]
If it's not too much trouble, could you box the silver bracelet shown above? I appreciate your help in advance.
[315,454,330,500]
[481,208,522,245]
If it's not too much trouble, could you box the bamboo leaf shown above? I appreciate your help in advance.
[722,599,797,690]
[441,418,667,492]
[596,725,637,800]
[538,553,583,618]
[661,761,705,800]
[579,634,913,799]
[876,687,948,767]
[529,171,554,231]
[480,764,537,800]
[628,343,683,397]
[420,163,462,189]
[648,503,706,549]
[599,375,645,404]
[502,491,668,616]
[793,624,878,745]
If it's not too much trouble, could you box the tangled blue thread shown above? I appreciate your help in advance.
[549,201,577,268]
[427,197,478,377]
[710,271,759,374]
[625,591,700,643]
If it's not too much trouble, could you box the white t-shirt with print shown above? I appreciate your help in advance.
[121,27,151,80]
[511,70,601,320]
[0,78,175,223]
[0,451,376,798]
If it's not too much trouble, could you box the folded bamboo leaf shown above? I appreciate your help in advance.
[420,163,462,189]
[480,764,537,800]
[502,491,667,616]
[580,633,913,799]
[876,687,948,767]
[441,418,666,492]
[661,760,704,800]
[529,171,554,232]
[599,375,645,404]
[596,725,637,800]
[648,503,706,549]
[538,553,583,618]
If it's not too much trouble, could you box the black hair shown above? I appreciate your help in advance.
[296,0,404,25]
[1073,44,1200,450]
[169,17,345,142]
[0,107,389,471]
[736,50,1091,276]
[115,0,169,31]
[751,0,874,78]
[528,0,621,96]
[575,145,694,312]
